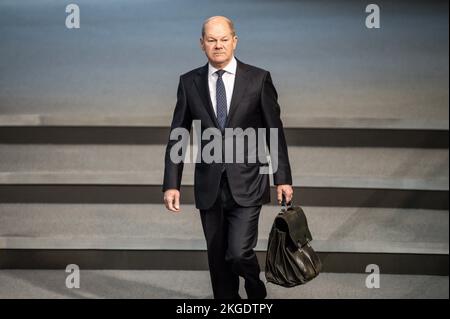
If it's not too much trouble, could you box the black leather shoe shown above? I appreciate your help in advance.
[246,281,267,299]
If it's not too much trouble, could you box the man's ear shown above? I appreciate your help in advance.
[199,38,205,51]
[233,36,238,49]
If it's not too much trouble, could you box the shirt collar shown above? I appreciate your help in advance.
[208,56,237,77]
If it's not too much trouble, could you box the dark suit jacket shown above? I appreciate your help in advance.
[162,57,292,210]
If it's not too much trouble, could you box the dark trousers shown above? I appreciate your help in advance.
[199,170,267,299]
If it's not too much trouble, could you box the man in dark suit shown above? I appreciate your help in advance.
[163,16,293,299]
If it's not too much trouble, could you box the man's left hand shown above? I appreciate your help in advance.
[276,184,293,204]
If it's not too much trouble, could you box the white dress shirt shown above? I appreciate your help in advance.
[207,56,237,116]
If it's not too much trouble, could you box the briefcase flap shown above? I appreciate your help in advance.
[275,206,313,247]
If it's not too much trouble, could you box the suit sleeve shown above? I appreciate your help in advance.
[162,76,193,192]
[260,71,293,185]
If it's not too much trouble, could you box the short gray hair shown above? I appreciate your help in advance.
[201,16,236,38]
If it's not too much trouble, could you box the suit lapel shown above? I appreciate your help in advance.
[194,63,220,129]
[225,58,251,128]
[193,58,251,130]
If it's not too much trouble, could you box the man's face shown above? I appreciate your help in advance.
[200,20,238,68]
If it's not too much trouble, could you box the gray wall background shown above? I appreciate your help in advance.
[0,0,448,124]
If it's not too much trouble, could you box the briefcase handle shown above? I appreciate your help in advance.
[280,194,293,212]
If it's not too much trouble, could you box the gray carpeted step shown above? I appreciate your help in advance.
[0,145,447,190]
[0,270,447,299]
[1,114,448,130]
[0,204,447,255]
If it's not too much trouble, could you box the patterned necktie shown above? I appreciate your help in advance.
[215,69,227,130]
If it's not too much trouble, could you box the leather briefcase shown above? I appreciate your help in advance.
[265,196,322,287]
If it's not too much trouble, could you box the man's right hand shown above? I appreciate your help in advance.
[164,189,181,212]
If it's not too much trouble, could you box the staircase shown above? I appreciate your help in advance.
[0,116,448,276]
